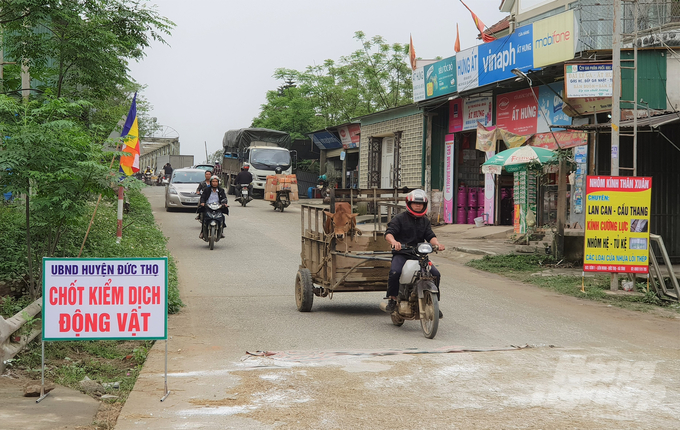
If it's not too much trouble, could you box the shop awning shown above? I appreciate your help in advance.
[562,112,680,131]
[309,131,343,150]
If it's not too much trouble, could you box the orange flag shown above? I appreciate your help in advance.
[460,0,496,42]
[409,34,417,71]
[455,23,461,53]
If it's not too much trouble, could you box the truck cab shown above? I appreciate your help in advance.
[244,145,293,191]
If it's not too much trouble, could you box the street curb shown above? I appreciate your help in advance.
[451,246,497,256]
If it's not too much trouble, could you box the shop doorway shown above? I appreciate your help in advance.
[381,137,394,188]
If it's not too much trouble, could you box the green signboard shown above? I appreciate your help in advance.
[424,56,457,100]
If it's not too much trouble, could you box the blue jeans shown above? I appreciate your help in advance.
[387,254,440,298]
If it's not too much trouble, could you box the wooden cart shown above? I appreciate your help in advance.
[294,188,410,312]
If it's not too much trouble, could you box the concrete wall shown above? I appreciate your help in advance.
[359,114,424,189]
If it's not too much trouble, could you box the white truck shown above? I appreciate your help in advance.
[155,154,194,173]
[222,128,293,196]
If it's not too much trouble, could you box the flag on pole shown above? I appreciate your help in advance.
[455,23,461,53]
[460,0,496,43]
[119,92,140,176]
[409,34,417,71]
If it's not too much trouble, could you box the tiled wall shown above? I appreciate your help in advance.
[359,114,424,188]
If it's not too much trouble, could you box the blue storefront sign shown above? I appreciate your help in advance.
[424,56,457,100]
[478,25,533,87]
[537,82,571,132]
[310,131,343,150]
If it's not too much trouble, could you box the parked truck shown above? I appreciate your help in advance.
[222,128,293,196]
[155,154,194,174]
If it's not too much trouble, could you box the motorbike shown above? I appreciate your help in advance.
[144,172,153,186]
[271,189,291,212]
[316,176,330,199]
[235,183,253,207]
[382,243,440,339]
[201,202,225,250]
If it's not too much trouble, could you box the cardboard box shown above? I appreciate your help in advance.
[264,191,276,201]
[290,191,299,201]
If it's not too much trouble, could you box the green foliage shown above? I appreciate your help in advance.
[0,295,33,319]
[466,254,557,273]
[1,0,174,99]
[467,254,678,313]
[295,159,320,174]
[252,31,413,136]
[0,96,119,298]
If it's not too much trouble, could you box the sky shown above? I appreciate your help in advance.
[128,0,508,162]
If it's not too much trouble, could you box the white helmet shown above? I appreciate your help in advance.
[405,189,428,217]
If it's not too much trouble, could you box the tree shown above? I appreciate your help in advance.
[1,0,174,99]
[252,82,325,140]
[252,32,413,135]
[0,96,116,299]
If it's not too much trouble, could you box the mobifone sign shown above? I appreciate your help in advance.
[533,10,575,68]
[43,258,168,340]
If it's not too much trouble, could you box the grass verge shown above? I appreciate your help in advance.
[466,254,680,315]
[1,188,183,429]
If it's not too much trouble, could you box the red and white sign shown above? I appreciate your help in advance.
[528,131,588,150]
[338,124,361,149]
[449,97,493,133]
[42,258,168,340]
[496,88,538,135]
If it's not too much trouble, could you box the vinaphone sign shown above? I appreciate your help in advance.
[413,10,576,101]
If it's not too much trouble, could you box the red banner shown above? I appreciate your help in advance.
[496,88,538,135]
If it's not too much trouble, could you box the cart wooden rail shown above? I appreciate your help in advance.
[295,188,412,311]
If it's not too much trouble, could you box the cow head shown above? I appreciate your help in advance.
[324,210,358,240]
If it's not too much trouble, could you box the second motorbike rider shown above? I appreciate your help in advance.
[233,165,253,198]
[195,170,213,220]
[199,176,228,239]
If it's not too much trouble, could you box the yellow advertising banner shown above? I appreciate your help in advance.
[583,176,652,273]
[533,10,575,68]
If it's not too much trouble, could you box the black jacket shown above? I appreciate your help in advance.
[200,186,228,205]
[385,211,436,254]
[235,170,253,185]
[196,180,210,194]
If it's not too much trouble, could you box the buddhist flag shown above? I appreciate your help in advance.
[409,34,417,71]
[460,0,496,43]
[119,93,140,176]
[455,23,461,53]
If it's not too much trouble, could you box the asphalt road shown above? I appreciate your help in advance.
[115,187,680,429]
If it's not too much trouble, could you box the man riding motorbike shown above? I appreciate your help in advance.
[199,177,228,239]
[195,170,213,220]
[382,189,445,315]
[233,165,253,197]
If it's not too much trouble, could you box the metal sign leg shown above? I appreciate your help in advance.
[36,341,49,403]
[160,339,171,402]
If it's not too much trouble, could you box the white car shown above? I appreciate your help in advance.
[164,168,208,211]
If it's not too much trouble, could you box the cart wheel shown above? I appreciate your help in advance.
[391,313,404,327]
[420,291,439,339]
[295,268,314,312]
